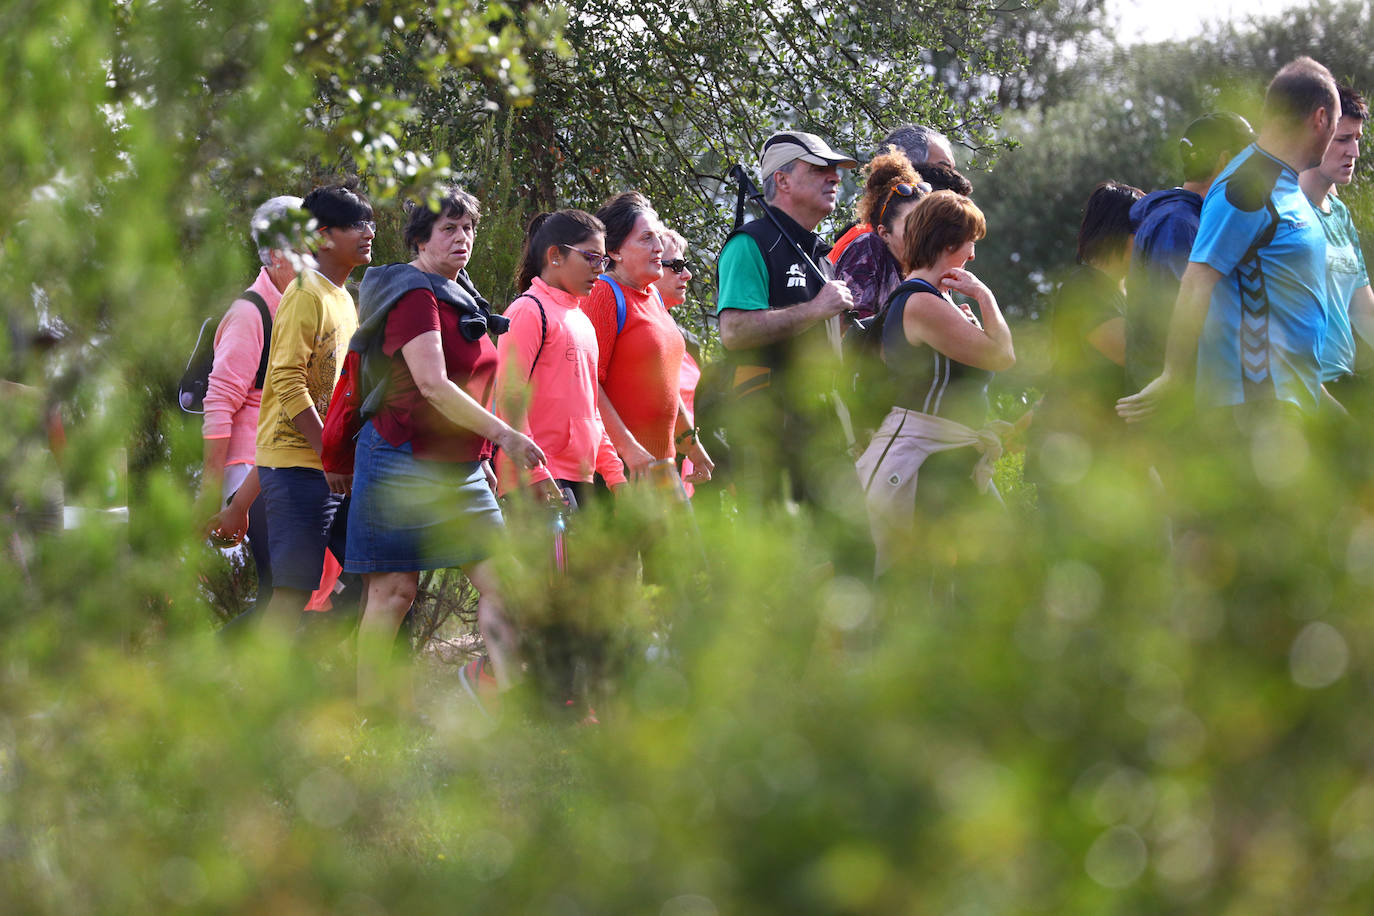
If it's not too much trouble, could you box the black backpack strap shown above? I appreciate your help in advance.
[514,294,546,380]
[241,290,272,390]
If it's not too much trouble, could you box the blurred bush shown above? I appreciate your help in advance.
[6,1,1374,914]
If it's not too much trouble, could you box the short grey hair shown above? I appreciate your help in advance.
[251,195,304,267]
[762,160,799,202]
[876,125,951,166]
[659,227,688,256]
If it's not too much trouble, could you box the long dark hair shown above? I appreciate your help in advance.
[1075,181,1143,266]
[514,209,605,291]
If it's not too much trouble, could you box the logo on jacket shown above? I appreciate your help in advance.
[786,263,807,288]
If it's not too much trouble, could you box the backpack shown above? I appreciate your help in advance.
[512,293,548,380]
[178,290,272,414]
[598,273,666,335]
[320,349,372,476]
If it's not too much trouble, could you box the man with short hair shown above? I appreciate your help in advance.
[1125,112,1254,391]
[829,124,959,264]
[1299,84,1370,402]
[877,123,957,170]
[255,184,375,633]
[198,195,302,608]
[716,130,857,501]
[1118,57,1340,422]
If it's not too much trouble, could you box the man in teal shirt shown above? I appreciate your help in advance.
[1300,84,1371,403]
[716,130,857,503]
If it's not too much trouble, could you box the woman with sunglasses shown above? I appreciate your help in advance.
[835,149,930,322]
[494,210,628,507]
[652,227,714,494]
[587,192,711,486]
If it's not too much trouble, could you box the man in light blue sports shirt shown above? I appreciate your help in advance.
[1299,84,1371,399]
[1118,57,1340,421]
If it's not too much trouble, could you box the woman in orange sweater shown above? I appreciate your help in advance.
[585,192,712,486]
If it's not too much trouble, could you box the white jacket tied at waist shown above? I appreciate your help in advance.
[855,407,1010,573]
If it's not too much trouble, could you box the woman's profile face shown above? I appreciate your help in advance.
[549,231,606,298]
[653,237,691,308]
[945,237,976,269]
[876,197,920,262]
[611,213,664,289]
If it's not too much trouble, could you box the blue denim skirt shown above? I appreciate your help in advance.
[344,421,505,573]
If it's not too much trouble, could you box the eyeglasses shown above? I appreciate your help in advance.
[662,258,690,274]
[563,245,611,271]
[876,182,932,228]
[329,220,376,233]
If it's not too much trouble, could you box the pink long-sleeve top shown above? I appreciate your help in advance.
[494,277,627,494]
[202,268,283,467]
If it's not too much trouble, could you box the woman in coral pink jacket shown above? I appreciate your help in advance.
[495,210,627,506]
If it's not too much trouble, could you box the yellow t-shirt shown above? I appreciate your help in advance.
[255,269,358,470]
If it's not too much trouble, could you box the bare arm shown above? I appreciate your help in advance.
[1116,262,1222,422]
[1350,284,1374,354]
[718,280,853,351]
[1087,317,1126,367]
[198,436,232,505]
[674,396,713,482]
[903,269,1014,372]
[401,330,545,470]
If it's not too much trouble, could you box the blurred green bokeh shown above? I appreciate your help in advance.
[5,1,1374,914]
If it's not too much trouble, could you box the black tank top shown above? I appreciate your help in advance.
[880,278,992,428]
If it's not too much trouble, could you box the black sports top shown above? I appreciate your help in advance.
[880,278,993,428]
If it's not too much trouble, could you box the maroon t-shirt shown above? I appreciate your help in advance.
[373,288,498,462]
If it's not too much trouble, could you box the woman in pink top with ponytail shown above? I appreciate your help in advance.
[495,210,627,507]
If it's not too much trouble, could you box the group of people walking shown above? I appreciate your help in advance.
[196,53,1368,705]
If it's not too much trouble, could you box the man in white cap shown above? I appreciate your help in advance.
[715,130,857,503]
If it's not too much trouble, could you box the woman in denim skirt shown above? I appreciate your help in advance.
[346,186,545,707]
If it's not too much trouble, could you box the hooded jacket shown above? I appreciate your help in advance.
[1125,188,1203,389]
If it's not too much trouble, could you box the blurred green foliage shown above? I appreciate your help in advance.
[6,0,1374,913]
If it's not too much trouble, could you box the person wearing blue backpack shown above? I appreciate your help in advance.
[586,192,712,488]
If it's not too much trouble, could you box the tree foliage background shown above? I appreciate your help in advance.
[5,0,1374,912]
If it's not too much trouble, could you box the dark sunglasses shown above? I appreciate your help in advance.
[563,245,611,271]
[662,258,690,274]
[876,181,932,228]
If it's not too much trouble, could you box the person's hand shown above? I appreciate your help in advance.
[532,476,563,503]
[494,427,547,473]
[1116,372,1174,423]
[809,280,854,321]
[938,267,992,302]
[685,438,714,484]
[325,471,352,495]
[618,440,657,482]
[206,504,249,547]
[480,459,499,496]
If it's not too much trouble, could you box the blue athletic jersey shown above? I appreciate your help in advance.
[1191,144,1329,411]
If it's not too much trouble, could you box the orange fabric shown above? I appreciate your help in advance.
[304,549,342,612]
[585,278,684,461]
[827,223,872,265]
